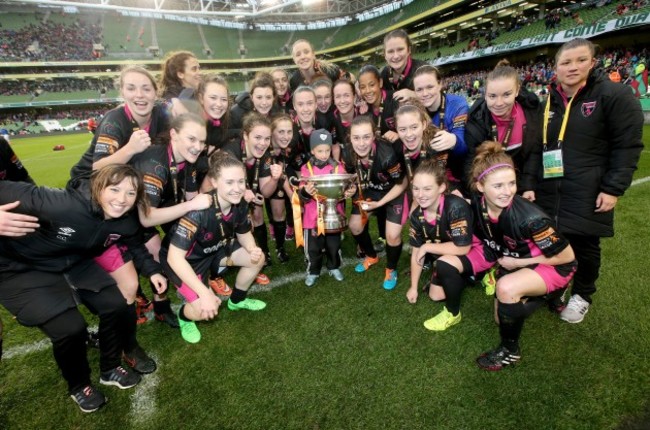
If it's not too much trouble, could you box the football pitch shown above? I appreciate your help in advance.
[1,128,649,430]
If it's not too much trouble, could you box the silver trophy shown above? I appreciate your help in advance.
[300,173,356,233]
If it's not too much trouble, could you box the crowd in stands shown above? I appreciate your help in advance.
[444,46,648,100]
[0,78,115,98]
[1,107,112,135]
[0,19,98,62]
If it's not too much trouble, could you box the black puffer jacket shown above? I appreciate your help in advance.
[533,70,643,237]
[465,88,542,192]
[0,179,160,277]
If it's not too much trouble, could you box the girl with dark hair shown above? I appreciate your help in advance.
[343,116,407,290]
[218,113,283,283]
[380,29,427,100]
[331,79,358,150]
[407,160,473,332]
[271,68,293,113]
[465,59,542,195]
[0,165,162,412]
[162,152,266,344]
[358,65,400,143]
[268,113,305,262]
[158,50,201,100]
[534,38,643,323]
[230,71,279,132]
[131,112,213,326]
[412,65,469,188]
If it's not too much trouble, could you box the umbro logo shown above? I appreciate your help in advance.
[57,226,76,242]
[58,227,75,236]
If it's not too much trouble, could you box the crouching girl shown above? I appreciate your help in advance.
[407,159,473,331]
[161,152,267,344]
[467,142,576,370]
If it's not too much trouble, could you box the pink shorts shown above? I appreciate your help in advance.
[176,274,204,303]
[94,244,127,273]
[465,238,497,275]
[533,264,576,294]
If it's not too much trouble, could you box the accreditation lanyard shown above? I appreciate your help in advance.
[373,91,386,137]
[480,196,497,241]
[241,140,261,192]
[212,190,234,266]
[542,91,576,178]
[430,93,446,131]
[389,57,413,89]
[167,145,184,204]
[419,195,444,244]
[356,145,375,191]
[490,119,515,148]
[403,149,418,181]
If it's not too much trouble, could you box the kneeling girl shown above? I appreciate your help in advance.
[162,152,266,344]
[466,142,576,370]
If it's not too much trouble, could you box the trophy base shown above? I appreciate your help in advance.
[323,216,348,234]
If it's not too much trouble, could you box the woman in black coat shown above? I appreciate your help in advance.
[534,38,643,323]
[0,165,162,412]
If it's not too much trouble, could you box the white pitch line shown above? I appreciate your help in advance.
[2,338,52,360]
[129,353,160,426]
[631,176,650,186]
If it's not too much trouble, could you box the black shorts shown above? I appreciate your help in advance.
[161,242,242,287]
[351,188,408,225]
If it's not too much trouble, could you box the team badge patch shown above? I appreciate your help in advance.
[319,133,327,141]
[581,101,597,117]
[503,235,517,250]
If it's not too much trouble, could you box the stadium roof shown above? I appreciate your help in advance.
[4,0,400,21]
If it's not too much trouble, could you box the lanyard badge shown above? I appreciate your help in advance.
[542,94,576,179]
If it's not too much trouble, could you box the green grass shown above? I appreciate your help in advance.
[1,127,650,429]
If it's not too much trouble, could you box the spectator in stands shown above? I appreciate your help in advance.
[534,38,643,324]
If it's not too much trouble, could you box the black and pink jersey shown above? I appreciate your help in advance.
[164,190,251,265]
[408,194,473,253]
[471,194,574,265]
[220,139,272,192]
[130,144,199,209]
[70,103,169,179]
[342,139,403,194]
[361,89,399,136]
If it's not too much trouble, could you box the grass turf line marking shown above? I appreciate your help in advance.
[631,176,650,186]
[2,338,51,360]
[129,353,160,426]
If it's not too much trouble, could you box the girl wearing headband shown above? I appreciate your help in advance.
[463,142,576,371]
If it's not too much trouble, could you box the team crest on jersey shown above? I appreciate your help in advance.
[104,233,122,247]
[204,231,214,241]
[385,117,395,130]
[581,101,597,117]
[503,235,517,250]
